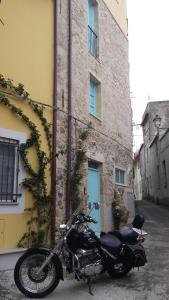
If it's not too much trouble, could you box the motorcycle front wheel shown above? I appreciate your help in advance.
[14,249,60,298]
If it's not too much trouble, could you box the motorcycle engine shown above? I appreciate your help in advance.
[74,248,103,277]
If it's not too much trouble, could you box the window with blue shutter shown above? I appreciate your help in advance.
[89,79,97,116]
[88,0,98,56]
[88,0,95,30]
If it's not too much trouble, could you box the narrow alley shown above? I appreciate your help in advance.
[1,200,169,300]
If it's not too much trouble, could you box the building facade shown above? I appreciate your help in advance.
[141,101,169,205]
[133,145,143,201]
[56,0,133,233]
[0,0,133,255]
[0,0,54,252]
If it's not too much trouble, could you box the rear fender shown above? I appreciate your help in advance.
[25,247,63,280]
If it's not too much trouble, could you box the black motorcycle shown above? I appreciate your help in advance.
[14,205,148,298]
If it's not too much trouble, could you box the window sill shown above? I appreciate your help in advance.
[0,202,18,205]
[89,113,102,123]
[115,183,126,187]
[88,51,101,64]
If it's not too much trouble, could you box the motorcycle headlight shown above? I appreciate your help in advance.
[59,224,68,234]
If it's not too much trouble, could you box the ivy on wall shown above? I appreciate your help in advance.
[0,75,63,247]
[71,127,91,211]
[0,74,91,246]
[0,0,4,26]
[112,189,129,230]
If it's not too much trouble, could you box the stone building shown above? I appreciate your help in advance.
[56,0,133,234]
[141,101,169,205]
[133,145,143,200]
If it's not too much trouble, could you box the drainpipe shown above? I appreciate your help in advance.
[51,0,58,245]
[66,0,72,221]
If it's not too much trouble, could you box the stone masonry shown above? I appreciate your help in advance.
[55,0,133,232]
[141,101,169,205]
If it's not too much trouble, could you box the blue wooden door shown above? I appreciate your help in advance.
[88,164,100,235]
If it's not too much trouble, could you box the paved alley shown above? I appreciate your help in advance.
[1,201,169,300]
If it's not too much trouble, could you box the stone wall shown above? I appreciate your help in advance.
[56,0,133,231]
[141,101,169,204]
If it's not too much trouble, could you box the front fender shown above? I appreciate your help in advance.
[25,247,63,280]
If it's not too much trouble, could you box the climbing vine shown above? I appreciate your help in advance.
[71,127,91,211]
[0,75,63,247]
[0,0,4,26]
[112,189,129,229]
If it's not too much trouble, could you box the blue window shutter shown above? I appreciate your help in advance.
[88,0,95,30]
[88,0,97,56]
[89,80,96,116]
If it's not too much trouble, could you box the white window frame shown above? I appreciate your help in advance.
[0,128,26,214]
[115,167,126,186]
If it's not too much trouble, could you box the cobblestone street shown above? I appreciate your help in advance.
[1,201,169,300]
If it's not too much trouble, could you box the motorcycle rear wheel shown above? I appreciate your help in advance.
[14,249,60,298]
[107,260,132,278]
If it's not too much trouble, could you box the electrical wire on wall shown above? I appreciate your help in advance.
[0,89,133,159]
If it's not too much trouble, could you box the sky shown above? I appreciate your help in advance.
[127,0,169,151]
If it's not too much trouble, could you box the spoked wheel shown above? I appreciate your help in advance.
[14,249,60,298]
[107,260,132,278]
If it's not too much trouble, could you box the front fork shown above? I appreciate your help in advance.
[37,252,55,275]
[37,239,63,275]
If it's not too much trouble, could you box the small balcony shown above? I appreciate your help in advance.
[88,25,98,57]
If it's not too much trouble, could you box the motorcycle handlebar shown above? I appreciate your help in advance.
[72,213,97,225]
[87,215,97,224]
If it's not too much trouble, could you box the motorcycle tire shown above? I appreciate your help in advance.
[14,248,61,298]
[107,260,132,278]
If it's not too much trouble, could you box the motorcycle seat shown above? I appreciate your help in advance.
[113,228,138,244]
[100,234,122,255]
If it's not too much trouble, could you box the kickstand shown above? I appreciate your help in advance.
[87,277,94,296]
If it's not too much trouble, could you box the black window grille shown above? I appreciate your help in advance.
[0,137,20,203]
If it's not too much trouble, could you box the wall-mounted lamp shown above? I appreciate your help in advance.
[153,114,161,129]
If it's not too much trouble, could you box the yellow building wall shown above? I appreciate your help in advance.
[103,0,128,37]
[0,0,54,249]
[0,0,54,102]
